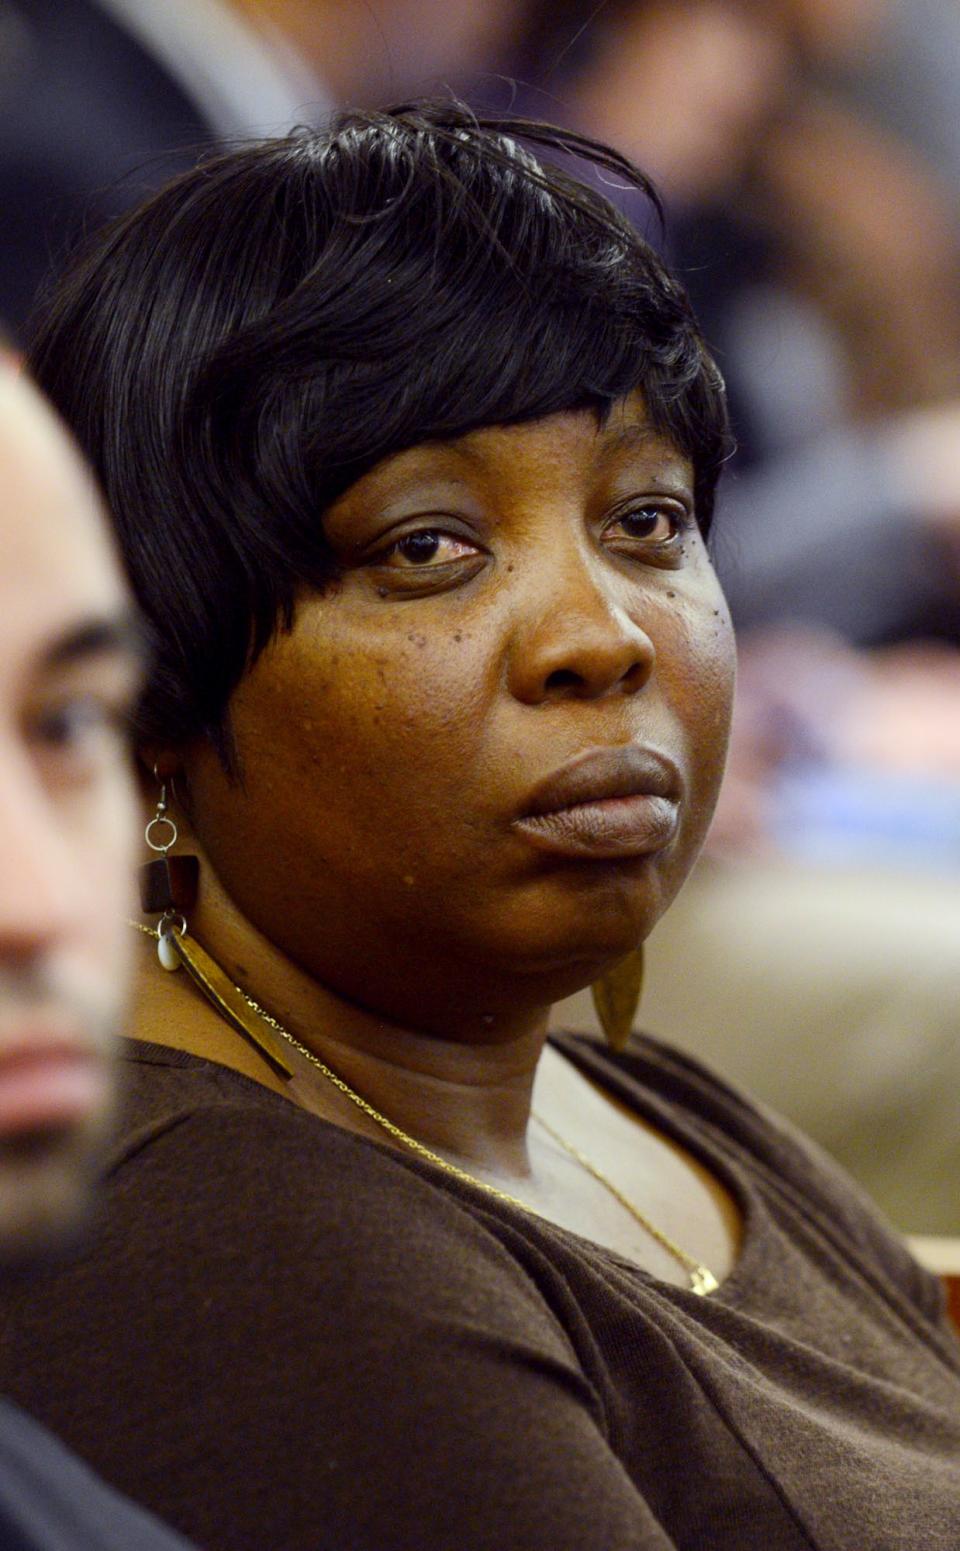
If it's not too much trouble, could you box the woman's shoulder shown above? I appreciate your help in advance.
[109,1036,380,1207]
[551,1026,865,1201]
[105,1037,568,1329]
[551,1029,947,1326]
[1,1049,612,1551]
[112,1035,477,1214]
[550,1025,832,1179]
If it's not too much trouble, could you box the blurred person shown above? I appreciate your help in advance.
[713,0,960,639]
[0,0,527,340]
[0,0,324,337]
[0,104,957,1551]
[0,366,194,1548]
[717,94,960,645]
[787,0,960,195]
[241,0,525,107]
[514,0,792,210]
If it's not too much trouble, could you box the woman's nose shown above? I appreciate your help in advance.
[506,559,656,704]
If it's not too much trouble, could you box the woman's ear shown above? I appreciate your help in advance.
[138,747,180,784]
[135,747,195,822]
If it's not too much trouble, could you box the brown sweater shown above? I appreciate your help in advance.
[0,1032,958,1550]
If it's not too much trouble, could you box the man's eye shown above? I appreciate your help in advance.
[383,530,479,568]
[30,697,130,760]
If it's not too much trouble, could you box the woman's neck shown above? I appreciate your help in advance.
[128,890,554,1178]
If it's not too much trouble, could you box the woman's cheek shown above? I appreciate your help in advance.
[662,589,736,787]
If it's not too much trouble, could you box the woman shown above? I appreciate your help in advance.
[2,103,958,1550]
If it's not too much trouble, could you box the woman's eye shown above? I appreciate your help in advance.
[383,530,479,568]
[606,505,682,545]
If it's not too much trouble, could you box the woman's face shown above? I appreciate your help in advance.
[185,397,735,1032]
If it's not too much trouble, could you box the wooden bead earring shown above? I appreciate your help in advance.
[135,773,293,1077]
[138,772,199,969]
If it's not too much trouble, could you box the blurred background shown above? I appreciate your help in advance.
[1,0,957,1232]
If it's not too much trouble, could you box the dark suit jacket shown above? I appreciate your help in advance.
[0,1395,193,1548]
[0,0,213,335]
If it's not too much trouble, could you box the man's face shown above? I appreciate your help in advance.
[0,373,142,1262]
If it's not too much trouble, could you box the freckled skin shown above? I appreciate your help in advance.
[180,399,736,1040]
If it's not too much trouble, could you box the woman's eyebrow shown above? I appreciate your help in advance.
[598,423,693,484]
[599,421,661,453]
[40,609,147,672]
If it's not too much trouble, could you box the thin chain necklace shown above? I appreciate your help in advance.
[131,920,718,1295]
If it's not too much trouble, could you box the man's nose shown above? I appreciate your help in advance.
[0,754,79,960]
[506,551,656,705]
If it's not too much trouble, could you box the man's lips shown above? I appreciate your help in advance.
[514,745,681,859]
[0,1033,108,1136]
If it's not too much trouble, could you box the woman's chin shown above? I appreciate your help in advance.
[499,871,672,975]
[504,927,654,1005]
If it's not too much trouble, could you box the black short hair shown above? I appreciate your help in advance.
[27,101,731,763]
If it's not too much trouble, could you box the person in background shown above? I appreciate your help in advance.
[0,364,194,1548]
[0,0,326,339]
[0,0,528,341]
[242,0,525,113]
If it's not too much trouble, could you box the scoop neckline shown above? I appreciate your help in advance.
[119,1031,766,1305]
[544,1032,764,1305]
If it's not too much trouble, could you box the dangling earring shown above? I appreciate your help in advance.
[137,773,293,1079]
[139,773,199,969]
[591,944,644,1052]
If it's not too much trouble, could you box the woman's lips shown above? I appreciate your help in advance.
[514,793,679,858]
[514,745,681,859]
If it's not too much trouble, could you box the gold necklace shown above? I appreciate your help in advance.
[131,920,718,1295]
